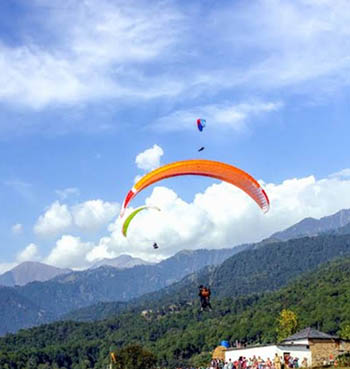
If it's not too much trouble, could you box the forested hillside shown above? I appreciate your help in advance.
[2,257,350,368]
[0,247,245,335]
[71,232,350,321]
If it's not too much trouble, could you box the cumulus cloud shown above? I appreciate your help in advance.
[153,102,282,132]
[16,243,40,263]
[85,168,350,262]
[34,201,73,237]
[11,223,23,235]
[135,144,164,171]
[72,200,119,232]
[44,235,94,269]
[33,200,119,238]
[26,167,350,268]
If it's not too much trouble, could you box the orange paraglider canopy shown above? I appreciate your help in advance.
[120,159,269,217]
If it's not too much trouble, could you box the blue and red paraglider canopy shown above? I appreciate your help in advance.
[197,118,206,132]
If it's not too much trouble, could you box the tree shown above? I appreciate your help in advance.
[276,309,298,342]
[190,351,212,368]
[339,324,350,340]
[111,345,156,369]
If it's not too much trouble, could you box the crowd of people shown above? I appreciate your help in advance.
[173,353,310,369]
[208,354,309,369]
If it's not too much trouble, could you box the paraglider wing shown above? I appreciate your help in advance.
[122,205,161,237]
[197,118,206,132]
[120,160,270,217]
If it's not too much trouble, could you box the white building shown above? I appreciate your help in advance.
[225,327,349,367]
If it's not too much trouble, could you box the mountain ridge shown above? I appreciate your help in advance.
[271,208,350,241]
[0,261,71,287]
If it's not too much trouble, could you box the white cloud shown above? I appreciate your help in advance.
[329,169,350,179]
[0,0,349,115]
[11,223,23,235]
[55,187,80,200]
[135,144,164,171]
[153,101,282,132]
[16,243,40,263]
[44,235,93,269]
[33,199,119,238]
[72,200,119,232]
[86,240,118,263]
[26,167,350,268]
[34,201,73,237]
[0,0,184,109]
[206,0,350,93]
[86,168,350,262]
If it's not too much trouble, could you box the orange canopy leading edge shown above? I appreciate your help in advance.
[120,159,269,217]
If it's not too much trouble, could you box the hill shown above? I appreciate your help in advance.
[2,256,350,368]
[0,286,53,334]
[0,246,246,334]
[64,232,350,323]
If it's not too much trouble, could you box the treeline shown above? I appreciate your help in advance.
[2,257,350,368]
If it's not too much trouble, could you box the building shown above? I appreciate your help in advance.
[225,327,350,367]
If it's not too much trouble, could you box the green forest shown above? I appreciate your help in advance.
[2,256,350,368]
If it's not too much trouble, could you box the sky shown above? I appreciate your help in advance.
[1,0,350,272]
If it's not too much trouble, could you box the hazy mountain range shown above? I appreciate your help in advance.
[0,262,71,287]
[89,254,154,269]
[271,209,350,241]
[0,208,350,335]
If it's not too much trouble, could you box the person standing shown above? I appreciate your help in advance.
[274,354,281,369]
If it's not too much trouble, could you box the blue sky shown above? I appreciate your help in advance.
[1,0,350,271]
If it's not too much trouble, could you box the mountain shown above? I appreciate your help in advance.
[16,247,246,316]
[330,222,350,236]
[2,257,350,368]
[0,246,246,334]
[4,207,350,334]
[65,232,350,322]
[271,209,350,241]
[119,233,350,311]
[89,254,153,269]
[0,286,53,335]
[0,261,71,287]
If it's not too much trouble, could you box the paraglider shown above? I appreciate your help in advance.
[197,118,206,132]
[122,205,160,237]
[198,285,212,311]
[120,159,270,217]
[196,119,206,152]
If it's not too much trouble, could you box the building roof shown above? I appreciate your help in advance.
[226,343,310,352]
[282,327,338,342]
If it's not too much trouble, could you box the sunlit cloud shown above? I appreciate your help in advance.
[33,200,119,238]
[135,144,164,171]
